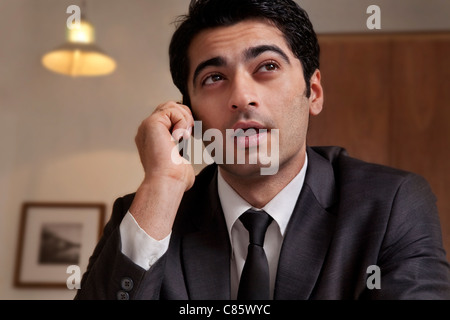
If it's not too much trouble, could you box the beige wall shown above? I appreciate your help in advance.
[0,0,449,300]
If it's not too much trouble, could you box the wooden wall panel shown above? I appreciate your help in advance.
[308,33,450,260]
[391,35,450,256]
[308,35,392,165]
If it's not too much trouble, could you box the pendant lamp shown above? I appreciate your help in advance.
[42,9,116,77]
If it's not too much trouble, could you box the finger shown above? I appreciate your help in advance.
[156,101,193,127]
[176,102,193,117]
[174,102,195,132]
[167,102,194,140]
[170,114,191,141]
[144,101,194,145]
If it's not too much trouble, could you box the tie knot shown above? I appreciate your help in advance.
[239,209,273,247]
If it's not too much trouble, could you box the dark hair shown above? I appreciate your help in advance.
[169,0,320,108]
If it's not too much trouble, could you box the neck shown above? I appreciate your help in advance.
[219,148,306,208]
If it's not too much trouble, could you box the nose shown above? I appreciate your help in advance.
[227,73,259,111]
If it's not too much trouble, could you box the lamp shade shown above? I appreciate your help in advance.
[42,19,116,77]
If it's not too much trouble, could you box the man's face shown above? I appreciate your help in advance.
[187,19,322,177]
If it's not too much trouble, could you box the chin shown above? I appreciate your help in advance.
[218,162,272,178]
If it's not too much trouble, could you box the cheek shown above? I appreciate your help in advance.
[191,98,215,124]
[192,107,222,132]
[191,104,225,142]
[191,92,233,131]
[277,94,310,146]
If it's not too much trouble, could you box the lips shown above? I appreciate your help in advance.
[232,120,265,132]
[234,128,264,137]
[231,121,269,148]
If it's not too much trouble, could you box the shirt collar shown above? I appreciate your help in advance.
[217,153,308,239]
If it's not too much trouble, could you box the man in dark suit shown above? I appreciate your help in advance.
[76,0,450,300]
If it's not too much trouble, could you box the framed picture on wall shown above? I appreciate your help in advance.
[14,202,105,288]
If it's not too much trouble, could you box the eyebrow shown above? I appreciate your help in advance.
[244,44,291,65]
[193,56,226,87]
[192,44,291,87]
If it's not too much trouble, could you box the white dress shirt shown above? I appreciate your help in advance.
[218,155,307,299]
[120,212,171,270]
[119,154,307,299]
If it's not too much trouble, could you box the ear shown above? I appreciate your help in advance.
[308,69,323,116]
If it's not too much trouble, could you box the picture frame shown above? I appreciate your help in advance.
[14,202,105,288]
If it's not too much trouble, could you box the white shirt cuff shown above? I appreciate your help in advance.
[119,211,170,270]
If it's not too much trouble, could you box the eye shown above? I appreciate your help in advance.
[202,73,224,86]
[257,61,280,73]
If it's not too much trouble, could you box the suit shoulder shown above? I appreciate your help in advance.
[340,152,426,186]
[310,146,431,194]
[311,146,418,179]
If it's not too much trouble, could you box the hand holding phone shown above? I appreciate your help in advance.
[129,101,195,240]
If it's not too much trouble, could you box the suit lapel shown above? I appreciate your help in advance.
[274,147,337,300]
[181,167,231,299]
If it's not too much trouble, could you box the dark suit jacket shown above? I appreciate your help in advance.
[76,146,450,299]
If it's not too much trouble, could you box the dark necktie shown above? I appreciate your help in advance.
[237,209,273,300]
